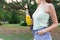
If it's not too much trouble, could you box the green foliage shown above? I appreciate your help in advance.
[26,0,37,18]
[0,0,37,24]
[9,10,20,24]
[20,22,27,26]
[0,10,11,21]
[20,20,27,26]
[52,0,60,22]
[0,22,2,25]
[0,20,2,25]
[0,0,60,25]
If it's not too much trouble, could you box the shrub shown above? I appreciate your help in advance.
[20,21,27,26]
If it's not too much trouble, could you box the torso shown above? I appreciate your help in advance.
[32,3,51,30]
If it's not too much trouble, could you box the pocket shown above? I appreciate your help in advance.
[36,30,46,36]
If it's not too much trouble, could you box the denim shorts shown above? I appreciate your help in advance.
[32,27,52,40]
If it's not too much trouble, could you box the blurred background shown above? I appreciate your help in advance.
[0,0,60,40]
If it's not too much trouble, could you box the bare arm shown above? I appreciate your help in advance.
[44,4,58,32]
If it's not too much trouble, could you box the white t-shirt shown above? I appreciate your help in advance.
[32,4,50,30]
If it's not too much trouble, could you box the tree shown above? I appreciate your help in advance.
[0,0,26,24]
[26,0,37,18]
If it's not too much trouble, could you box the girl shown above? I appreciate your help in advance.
[32,0,58,40]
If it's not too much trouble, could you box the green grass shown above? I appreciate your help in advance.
[0,32,33,40]
[1,24,60,28]
[0,24,32,40]
[0,24,60,40]
[1,24,29,28]
[58,25,60,27]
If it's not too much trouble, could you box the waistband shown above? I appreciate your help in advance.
[32,27,47,31]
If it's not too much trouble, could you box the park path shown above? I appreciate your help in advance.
[0,26,60,40]
[0,27,31,34]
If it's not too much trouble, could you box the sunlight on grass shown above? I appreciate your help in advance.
[1,23,60,28]
[0,32,33,40]
[0,38,3,40]
[58,25,60,28]
[1,24,29,28]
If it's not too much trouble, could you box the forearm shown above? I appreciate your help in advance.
[44,23,58,33]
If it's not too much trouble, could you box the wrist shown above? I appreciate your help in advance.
[43,29,48,33]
